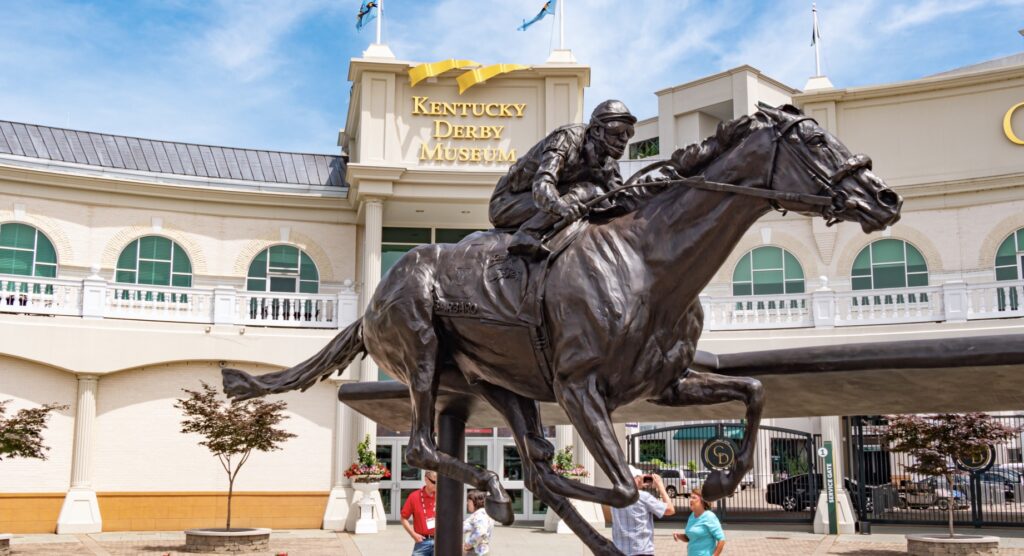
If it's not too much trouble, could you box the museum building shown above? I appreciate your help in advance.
[1,39,1024,534]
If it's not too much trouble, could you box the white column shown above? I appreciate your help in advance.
[323,385,354,530]
[354,198,384,451]
[57,375,102,534]
[813,416,855,534]
[346,198,387,533]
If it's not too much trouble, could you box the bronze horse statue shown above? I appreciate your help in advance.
[222,104,901,555]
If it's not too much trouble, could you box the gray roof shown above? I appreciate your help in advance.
[929,53,1024,78]
[0,120,346,188]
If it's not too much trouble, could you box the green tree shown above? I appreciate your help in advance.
[176,382,295,530]
[0,400,67,461]
[883,413,1018,538]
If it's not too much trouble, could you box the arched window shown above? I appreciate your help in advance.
[0,223,57,277]
[732,247,805,296]
[851,239,928,290]
[995,229,1024,282]
[116,236,192,287]
[246,245,319,293]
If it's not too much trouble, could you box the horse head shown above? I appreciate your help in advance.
[750,103,902,232]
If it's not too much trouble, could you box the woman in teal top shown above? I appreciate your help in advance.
[673,487,726,556]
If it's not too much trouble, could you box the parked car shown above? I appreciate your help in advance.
[636,465,687,498]
[766,473,822,511]
[844,477,875,514]
[695,470,753,492]
[897,477,969,510]
[978,467,1021,502]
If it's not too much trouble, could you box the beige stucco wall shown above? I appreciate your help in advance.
[0,357,77,493]
[0,168,357,286]
[92,362,335,492]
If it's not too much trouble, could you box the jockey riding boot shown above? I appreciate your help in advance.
[507,212,558,260]
[507,229,550,260]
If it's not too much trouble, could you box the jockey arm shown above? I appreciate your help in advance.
[532,142,587,221]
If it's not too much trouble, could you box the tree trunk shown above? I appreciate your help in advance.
[945,473,955,538]
[227,476,234,531]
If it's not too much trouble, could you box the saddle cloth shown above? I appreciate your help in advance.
[431,221,586,327]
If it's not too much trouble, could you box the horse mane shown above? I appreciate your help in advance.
[610,111,770,213]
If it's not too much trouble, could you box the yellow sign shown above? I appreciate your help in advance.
[1005,102,1024,145]
[411,95,521,164]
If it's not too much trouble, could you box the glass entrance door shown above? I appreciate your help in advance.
[497,440,548,520]
[375,439,426,520]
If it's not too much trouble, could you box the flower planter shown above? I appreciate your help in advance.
[352,481,382,534]
[184,528,271,553]
[906,534,999,556]
[0,533,11,556]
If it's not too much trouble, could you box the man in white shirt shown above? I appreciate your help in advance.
[611,465,677,556]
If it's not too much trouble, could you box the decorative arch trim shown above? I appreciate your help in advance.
[0,213,74,269]
[101,227,208,275]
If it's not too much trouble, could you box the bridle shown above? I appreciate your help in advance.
[580,116,872,222]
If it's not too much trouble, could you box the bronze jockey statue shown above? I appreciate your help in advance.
[489,99,637,259]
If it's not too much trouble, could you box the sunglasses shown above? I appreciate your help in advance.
[425,476,437,484]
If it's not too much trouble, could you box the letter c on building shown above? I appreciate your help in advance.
[1004,102,1024,145]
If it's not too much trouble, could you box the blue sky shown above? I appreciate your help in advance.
[2,0,1023,154]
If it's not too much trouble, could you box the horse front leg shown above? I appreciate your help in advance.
[652,369,764,502]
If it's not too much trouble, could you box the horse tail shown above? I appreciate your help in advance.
[221,318,367,400]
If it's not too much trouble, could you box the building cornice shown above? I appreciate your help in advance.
[0,163,356,218]
[795,64,1024,104]
[655,65,800,97]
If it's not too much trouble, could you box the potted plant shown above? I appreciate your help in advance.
[552,445,590,480]
[0,399,66,556]
[883,413,1017,556]
[345,434,390,534]
[175,382,295,553]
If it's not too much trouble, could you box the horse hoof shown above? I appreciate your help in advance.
[486,497,515,526]
[700,470,731,502]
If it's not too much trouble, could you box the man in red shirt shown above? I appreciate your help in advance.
[401,470,437,555]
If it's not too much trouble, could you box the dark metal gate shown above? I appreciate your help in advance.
[850,415,1024,528]
[627,422,820,523]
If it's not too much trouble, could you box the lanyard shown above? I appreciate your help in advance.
[419,488,435,523]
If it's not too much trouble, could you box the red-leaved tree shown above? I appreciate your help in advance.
[883,413,1019,538]
[175,382,295,531]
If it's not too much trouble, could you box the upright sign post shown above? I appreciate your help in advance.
[819,442,838,535]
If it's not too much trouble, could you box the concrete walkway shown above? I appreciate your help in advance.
[9,523,1024,555]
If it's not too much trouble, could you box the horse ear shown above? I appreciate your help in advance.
[756,102,783,122]
[779,104,804,116]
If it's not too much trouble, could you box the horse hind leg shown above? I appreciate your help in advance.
[470,383,622,556]
[653,369,765,501]
[379,308,512,523]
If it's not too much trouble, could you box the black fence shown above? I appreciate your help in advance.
[627,422,821,523]
[850,415,1024,528]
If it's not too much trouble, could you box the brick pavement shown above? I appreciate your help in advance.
[11,529,1024,555]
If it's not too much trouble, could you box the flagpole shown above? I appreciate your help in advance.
[376,0,383,45]
[559,0,565,50]
[812,2,821,77]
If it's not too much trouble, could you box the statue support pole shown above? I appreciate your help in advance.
[436,411,467,556]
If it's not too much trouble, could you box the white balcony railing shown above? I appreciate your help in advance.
[834,285,944,326]
[0,276,81,317]
[106,283,214,323]
[701,293,813,330]
[238,291,341,328]
[3,273,1024,332]
[967,280,1024,320]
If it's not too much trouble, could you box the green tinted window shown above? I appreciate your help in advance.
[115,236,192,288]
[382,244,416,278]
[995,230,1023,282]
[382,227,430,244]
[0,224,59,277]
[851,240,928,290]
[435,228,483,244]
[246,245,319,293]
[732,247,805,297]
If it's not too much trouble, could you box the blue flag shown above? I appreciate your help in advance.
[518,0,556,31]
[356,0,378,31]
